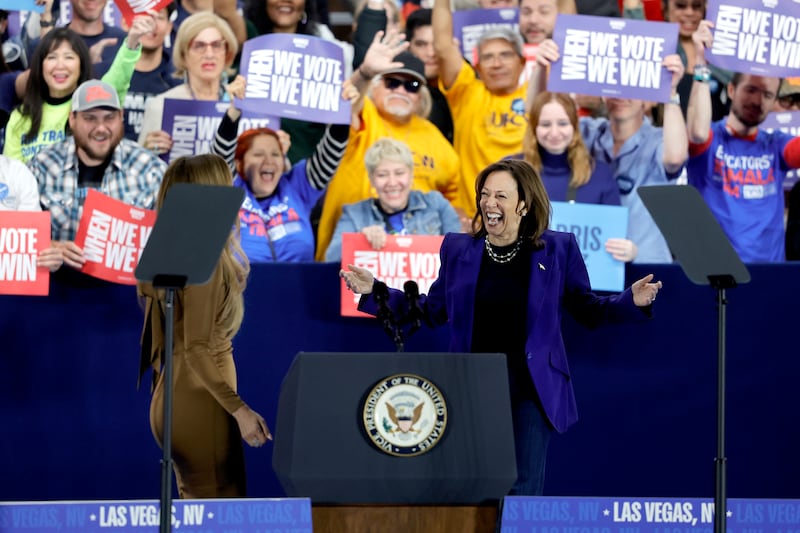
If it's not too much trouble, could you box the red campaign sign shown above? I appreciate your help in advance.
[339,233,444,318]
[114,0,173,26]
[0,211,51,296]
[522,43,539,83]
[74,190,156,285]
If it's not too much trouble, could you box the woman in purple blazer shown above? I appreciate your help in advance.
[341,159,662,495]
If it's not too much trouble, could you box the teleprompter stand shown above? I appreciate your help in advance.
[639,185,750,533]
[135,183,244,533]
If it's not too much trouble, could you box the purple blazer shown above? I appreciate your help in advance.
[359,230,649,434]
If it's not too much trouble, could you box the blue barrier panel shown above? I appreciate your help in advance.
[1,263,799,500]
[501,496,800,532]
[0,498,312,532]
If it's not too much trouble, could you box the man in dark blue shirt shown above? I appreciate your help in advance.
[123,3,181,142]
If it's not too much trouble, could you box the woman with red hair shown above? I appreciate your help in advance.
[212,75,359,262]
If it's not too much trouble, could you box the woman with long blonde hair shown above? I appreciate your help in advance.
[138,154,270,498]
[524,91,638,262]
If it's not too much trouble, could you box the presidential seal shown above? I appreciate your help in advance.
[362,374,448,457]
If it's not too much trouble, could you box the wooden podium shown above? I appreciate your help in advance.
[312,504,498,533]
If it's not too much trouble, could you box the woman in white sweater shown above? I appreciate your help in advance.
[0,155,62,271]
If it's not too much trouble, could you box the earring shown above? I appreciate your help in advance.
[520,209,527,216]
[300,11,308,24]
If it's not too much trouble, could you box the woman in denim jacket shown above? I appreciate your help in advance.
[325,137,462,262]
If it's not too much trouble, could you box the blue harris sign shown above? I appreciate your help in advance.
[550,201,628,292]
[0,0,44,11]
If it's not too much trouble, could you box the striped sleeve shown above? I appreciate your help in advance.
[305,123,349,190]
[212,112,240,175]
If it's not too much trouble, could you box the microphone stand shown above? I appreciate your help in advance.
[403,280,423,342]
[374,281,404,352]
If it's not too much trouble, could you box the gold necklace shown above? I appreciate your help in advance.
[485,238,522,264]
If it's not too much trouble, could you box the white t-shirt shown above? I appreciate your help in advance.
[0,156,41,211]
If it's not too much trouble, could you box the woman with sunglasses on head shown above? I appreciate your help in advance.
[210,75,360,262]
[138,12,238,155]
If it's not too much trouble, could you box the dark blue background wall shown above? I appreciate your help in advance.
[1,262,797,501]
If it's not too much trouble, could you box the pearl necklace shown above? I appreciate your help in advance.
[485,237,522,264]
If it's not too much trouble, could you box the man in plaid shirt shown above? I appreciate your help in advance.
[28,80,166,270]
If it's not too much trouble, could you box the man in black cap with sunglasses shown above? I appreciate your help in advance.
[315,30,462,261]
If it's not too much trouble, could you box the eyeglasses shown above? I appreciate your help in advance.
[382,76,422,94]
[777,94,800,110]
[189,39,226,53]
[478,50,518,64]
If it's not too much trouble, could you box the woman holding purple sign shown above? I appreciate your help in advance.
[138,12,238,154]
[211,75,360,262]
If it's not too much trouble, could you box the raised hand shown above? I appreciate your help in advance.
[662,53,686,91]
[340,264,375,294]
[692,20,714,57]
[126,12,157,50]
[631,274,662,307]
[359,30,410,80]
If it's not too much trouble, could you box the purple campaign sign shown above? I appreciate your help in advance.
[0,498,312,532]
[160,99,279,164]
[706,0,800,78]
[762,110,800,191]
[238,34,351,125]
[452,8,519,61]
[501,496,800,532]
[549,15,678,103]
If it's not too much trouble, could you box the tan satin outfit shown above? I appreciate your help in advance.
[138,267,247,498]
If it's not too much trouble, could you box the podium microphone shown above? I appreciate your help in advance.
[373,281,402,350]
[403,280,423,337]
